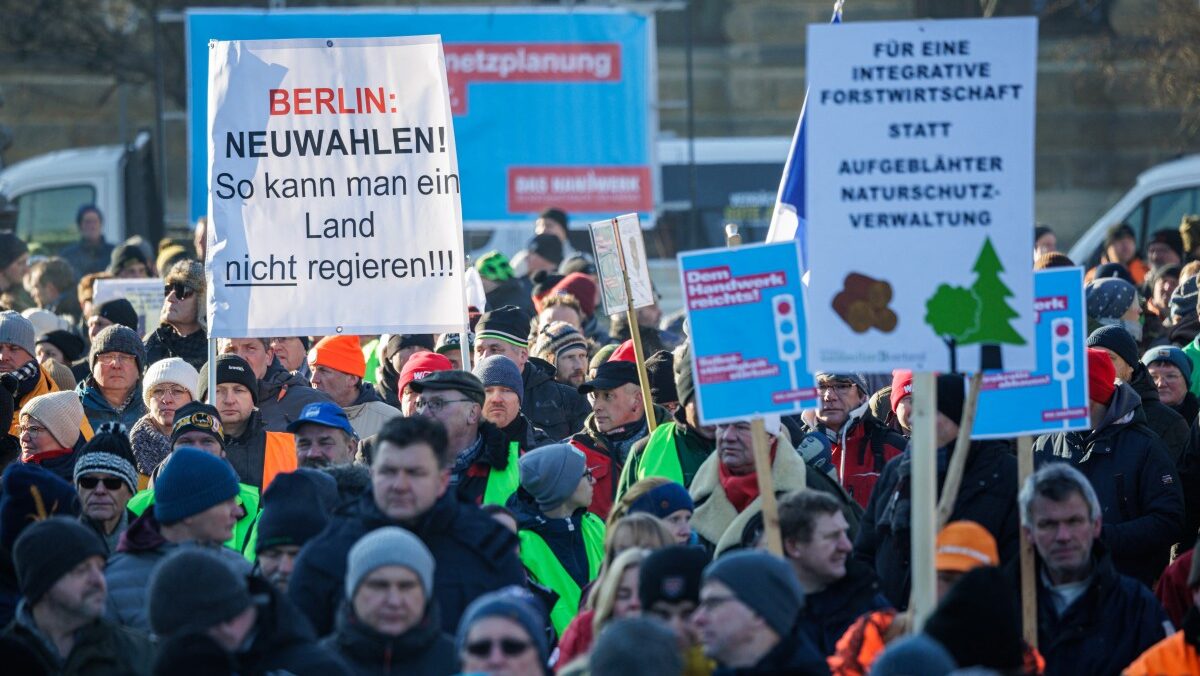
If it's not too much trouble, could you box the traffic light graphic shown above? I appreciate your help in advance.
[1050,317,1074,381]
[773,294,801,389]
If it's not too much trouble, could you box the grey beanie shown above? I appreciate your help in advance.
[815,371,870,395]
[345,526,435,600]
[148,549,252,637]
[703,550,803,637]
[0,311,36,357]
[1085,277,1138,322]
[518,443,586,512]
[472,354,525,405]
[89,324,146,370]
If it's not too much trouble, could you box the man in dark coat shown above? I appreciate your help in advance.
[3,517,154,675]
[320,527,456,675]
[1088,325,1191,467]
[149,548,349,675]
[1034,348,1184,588]
[855,374,1020,608]
[692,550,828,675]
[222,338,333,432]
[1022,463,1169,676]
[781,490,889,656]
[474,305,588,439]
[289,416,525,636]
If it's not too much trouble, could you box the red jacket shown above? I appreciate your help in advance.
[827,415,906,508]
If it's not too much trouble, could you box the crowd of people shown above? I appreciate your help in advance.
[1,206,1200,674]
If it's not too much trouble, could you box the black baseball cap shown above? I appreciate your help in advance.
[579,360,640,395]
[408,370,485,405]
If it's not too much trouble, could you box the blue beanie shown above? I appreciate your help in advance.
[628,481,694,519]
[155,447,240,524]
[1143,345,1194,383]
[473,355,525,405]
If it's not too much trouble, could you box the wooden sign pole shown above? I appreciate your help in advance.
[909,371,938,629]
[724,223,783,556]
[612,220,657,434]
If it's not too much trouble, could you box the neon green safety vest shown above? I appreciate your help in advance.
[637,422,686,485]
[518,513,605,636]
[482,442,521,506]
[127,483,262,561]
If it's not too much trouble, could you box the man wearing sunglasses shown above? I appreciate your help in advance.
[145,260,208,371]
[73,424,140,554]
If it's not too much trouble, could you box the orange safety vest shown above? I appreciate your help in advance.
[1125,631,1200,676]
[261,431,297,491]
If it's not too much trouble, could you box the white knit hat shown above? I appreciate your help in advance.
[20,391,84,449]
[142,357,200,407]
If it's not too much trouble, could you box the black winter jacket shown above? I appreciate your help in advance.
[1034,383,1185,588]
[320,604,457,676]
[799,560,890,657]
[522,357,589,439]
[236,576,350,675]
[854,439,1020,608]
[1130,365,1192,468]
[712,625,830,675]
[143,324,208,371]
[507,489,594,588]
[3,600,155,675]
[257,357,334,432]
[289,489,525,637]
[1036,545,1169,676]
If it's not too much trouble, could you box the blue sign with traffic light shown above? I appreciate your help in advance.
[973,267,1089,438]
[679,240,817,425]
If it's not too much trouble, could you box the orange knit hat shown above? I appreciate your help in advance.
[308,335,366,378]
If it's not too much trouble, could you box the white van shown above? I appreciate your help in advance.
[1068,154,1200,266]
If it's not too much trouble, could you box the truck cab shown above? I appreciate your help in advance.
[0,130,162,253]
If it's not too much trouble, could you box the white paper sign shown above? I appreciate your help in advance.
[206,36,467,337]
[589,213,655,317]
[94,278,165,337]
[804,17,1037,373]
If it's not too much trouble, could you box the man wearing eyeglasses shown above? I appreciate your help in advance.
[408,368,520,506]
[804,372,907,509]
[73,424,139,553]
[78,325,146,431]
[144,260,208,371]
[692,550,827,673]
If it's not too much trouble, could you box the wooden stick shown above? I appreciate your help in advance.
[1017,435,1038,649]
[936,372,984,529]
[722,223,782,555]
[613,220,657,434]
[909,371,938,630]
[750,418,783,555]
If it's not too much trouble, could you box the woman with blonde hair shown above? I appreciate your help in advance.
[556,547,650,673]
[612,477,696,545]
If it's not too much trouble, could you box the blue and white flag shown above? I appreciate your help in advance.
[764,0,843,269]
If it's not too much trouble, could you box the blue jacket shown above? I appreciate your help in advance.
[1034,383,1185,588]
[1037,545,1170,676]
[77,379,146,432]
[289,489,525,637]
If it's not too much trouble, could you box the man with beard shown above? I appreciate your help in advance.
[533,320,589,388]
[288,401,359,469]
[2,517,153,673]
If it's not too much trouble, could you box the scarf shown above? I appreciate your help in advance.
[449,434,484,485]
[718,448,776,512]
[130,415,172,475]
[22,447,74,464]
[13,360,41,399]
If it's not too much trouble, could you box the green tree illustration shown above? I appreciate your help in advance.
[958,237,1027,370]
[925,284,979,373]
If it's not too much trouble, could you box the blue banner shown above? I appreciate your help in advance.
[187,9,654,228]
[974,267,1089,438]
[679,240,817,425]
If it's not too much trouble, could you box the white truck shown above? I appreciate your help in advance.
[0,130,164,252]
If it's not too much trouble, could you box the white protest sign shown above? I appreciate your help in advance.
[589,213,655,317]
[206,36,466,337]
[805,17,1037,373]
[94,278,165,337]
